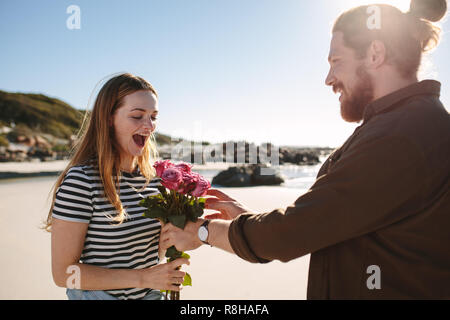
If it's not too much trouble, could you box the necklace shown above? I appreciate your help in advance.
[121,171,150,194]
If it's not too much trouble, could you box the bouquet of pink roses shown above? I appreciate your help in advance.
[139,160,211,300]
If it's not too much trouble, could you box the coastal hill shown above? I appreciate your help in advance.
[0,90,83,139]
[0,90,174,160]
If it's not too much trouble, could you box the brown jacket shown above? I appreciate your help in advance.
[229,80,450,299]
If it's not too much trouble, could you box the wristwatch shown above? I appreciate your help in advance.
[198,220,211,245]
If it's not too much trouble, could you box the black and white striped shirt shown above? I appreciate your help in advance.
[52,164,161,300]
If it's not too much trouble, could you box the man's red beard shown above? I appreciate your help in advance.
[337,65,375,123]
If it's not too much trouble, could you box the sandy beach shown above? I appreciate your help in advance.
[0,162,311,300]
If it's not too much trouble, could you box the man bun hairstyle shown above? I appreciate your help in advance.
[333,0,447,79]
[409,0,447,22]
[407,0,447,52]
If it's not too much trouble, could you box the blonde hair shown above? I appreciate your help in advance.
[333,0,447,79]
[44,73,158,232]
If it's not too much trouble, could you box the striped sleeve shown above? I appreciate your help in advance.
[52,166,93,223]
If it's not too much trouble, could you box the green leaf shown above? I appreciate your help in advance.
[139,194,166,209]
[191,203,204,219]
[168,215,187,230]
[166,246,182,260]
[180,252,190,259]
[197,197,206,206]
[182,272,192,286]
[143,207,167,220]
[183,206,194,222]
[156,185,167,195]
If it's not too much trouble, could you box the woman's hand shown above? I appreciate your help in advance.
[204,189,255,220]
[160,219,204,252]
[139,258,190,292]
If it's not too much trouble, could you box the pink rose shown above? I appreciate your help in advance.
[154,160,174,177]
[174,162,193,174]
[161,167,183,190]
[178,172,198,194]
[191,175,211,197]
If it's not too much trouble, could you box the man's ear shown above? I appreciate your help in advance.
[366,40,386,69]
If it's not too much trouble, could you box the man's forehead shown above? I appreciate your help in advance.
[329,32,344,51]
[328,32,348,58]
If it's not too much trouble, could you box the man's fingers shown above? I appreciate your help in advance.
[205,198,222,209]
[205,197,220,204]
[204,213,223,220]
[206,200,237,213]
[206,189,236,201]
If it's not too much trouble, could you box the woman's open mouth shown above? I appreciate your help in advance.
[132,134,148,148]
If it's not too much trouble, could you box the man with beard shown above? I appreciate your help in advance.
[160,0,450,299]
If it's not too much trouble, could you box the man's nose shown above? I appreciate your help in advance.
[325,69,335,87]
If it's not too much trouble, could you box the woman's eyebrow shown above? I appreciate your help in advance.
[130,107,147,112]
[129,107,158,114]
[130,107,158,112]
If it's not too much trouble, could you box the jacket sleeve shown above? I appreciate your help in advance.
[228,135,427,263]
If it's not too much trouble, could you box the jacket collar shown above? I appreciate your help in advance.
[363,80,441,122]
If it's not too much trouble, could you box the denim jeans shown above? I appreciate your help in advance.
[66,288,164,300]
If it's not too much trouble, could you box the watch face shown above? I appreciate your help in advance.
[198,226,208,242]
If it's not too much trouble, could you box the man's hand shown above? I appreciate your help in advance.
[159,189,255,255]
[204,189,255,220]
[160,219,204,252]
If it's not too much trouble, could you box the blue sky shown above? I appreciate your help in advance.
[1,0,449,147]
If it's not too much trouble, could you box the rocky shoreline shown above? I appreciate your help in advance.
[159,142,334,166]
[0,171,63,180]
[212,164,285,187]
[0,146,333,181]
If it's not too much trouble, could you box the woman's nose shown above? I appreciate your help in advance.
[142,117,155,131]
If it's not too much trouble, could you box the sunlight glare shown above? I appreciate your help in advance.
[338,0,411,12]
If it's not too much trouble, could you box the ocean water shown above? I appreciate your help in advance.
[278,163,322,189]
[196,162,322,190]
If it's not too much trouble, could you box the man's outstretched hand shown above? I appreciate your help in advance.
[204,189,255,220]
[159,189,255,254]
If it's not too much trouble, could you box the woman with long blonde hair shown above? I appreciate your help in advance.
[47,73,189,300]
